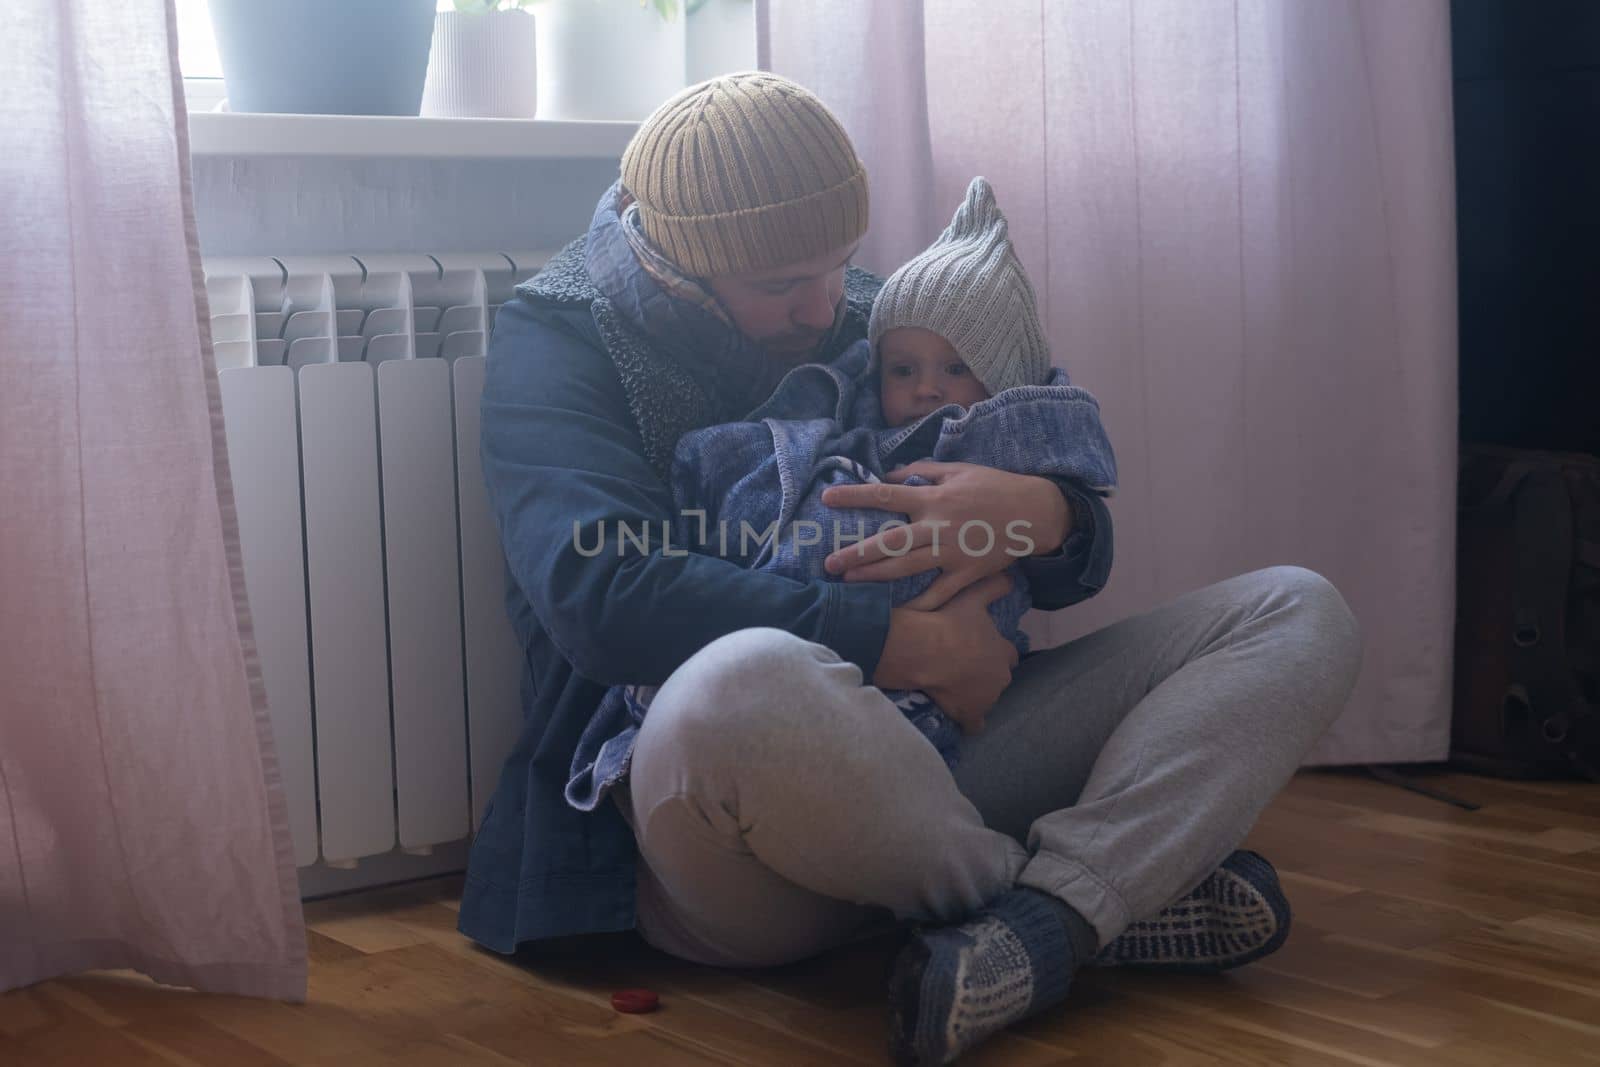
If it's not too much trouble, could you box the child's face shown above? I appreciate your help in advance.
[878,327,991,427]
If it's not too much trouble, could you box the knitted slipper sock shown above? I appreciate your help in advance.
[886,888,1095,1066]
[1091,850,1290,974]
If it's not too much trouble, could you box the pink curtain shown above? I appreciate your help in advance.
[0,1,306,997]
[761,0,1459,765]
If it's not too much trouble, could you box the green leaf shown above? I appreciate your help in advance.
[453,0,494,13]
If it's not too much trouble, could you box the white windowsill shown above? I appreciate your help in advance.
[187,110,639,160]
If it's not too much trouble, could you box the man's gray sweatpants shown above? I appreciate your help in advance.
[620,565,1363,968]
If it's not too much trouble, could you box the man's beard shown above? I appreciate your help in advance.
[763,330,828,363]
[759,296,845,364]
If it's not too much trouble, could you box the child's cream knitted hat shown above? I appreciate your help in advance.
[868,177,1050,396]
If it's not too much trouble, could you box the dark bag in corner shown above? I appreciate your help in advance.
[1453,444,1600,780]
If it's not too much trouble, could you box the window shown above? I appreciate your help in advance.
[175,0,223,80]
[177,1,756,120]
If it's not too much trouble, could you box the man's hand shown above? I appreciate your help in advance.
[821,461,1071,611]
[872,573,1020,734]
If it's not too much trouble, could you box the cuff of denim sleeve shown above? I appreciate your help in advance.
[823,580,894,680]
[1059,483,1096,558]
[1029,480,1094,561]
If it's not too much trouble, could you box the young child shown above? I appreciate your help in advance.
[870,175,1056,428]
[566,176,1118,810]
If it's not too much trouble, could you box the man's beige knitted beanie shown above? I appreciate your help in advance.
[869,177,1051,396]
[620,72,870,278]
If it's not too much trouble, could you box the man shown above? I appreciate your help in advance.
[463,72,1362,1065]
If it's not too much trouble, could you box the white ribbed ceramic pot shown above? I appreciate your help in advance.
[421,10,538,119]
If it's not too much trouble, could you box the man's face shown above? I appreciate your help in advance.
[706,242,859,363]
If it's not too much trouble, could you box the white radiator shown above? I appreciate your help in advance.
[206,252,548,893]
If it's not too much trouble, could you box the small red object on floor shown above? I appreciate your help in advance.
[611,988,659,1014]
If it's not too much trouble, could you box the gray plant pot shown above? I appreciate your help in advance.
[208,0,438,116]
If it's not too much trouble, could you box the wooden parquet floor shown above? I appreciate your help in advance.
[4,769,1598,1066]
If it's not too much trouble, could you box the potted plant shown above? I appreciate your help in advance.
[207,0,439,116]
[422,0,541,119]
[533,0,687,121]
